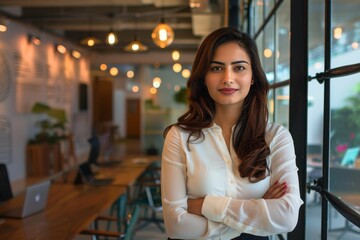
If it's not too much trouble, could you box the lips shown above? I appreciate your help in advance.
[218,88,238,94]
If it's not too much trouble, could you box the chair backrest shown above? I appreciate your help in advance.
[124,205,140,240]
[340,146,360,166]
[145,185,162,212]
[0,164,13,201]
[87,136,100,165]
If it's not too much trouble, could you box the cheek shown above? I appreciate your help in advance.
[204,76,217,91]
[239,74,253,87]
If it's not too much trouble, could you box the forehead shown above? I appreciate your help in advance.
[212,42,250,63]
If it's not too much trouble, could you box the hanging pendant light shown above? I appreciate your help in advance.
[106,13,118,46]
[124,38,148,52]
[152,17,174,48]
[80,18,101,47]
[124,16,148,52]
[106,29,118,45]
[81,36,101,47]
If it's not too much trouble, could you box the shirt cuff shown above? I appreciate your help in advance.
[202,195,231,222]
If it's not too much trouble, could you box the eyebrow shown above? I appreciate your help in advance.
[210,60,249,65]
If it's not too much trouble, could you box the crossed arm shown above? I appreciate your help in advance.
[187,181,289,217]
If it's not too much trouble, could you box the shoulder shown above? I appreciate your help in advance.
[164,125,190,143]
[265,122,293,146]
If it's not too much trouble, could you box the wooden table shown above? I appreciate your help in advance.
[0,183,126,240]
[61,155,160,187]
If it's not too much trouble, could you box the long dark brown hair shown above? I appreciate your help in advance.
[164,27,270,182]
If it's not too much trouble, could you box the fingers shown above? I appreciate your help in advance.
[263,181,288,199]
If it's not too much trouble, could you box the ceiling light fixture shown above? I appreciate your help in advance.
[56,44,67,54]
[71,50,81,59]
[28,34,41,46]
[106,13,118,46]
[81,36,101,47]
[124,39,148,52]
[124,16,148,52]
[0,18,7,32]
[172,50,180,61]
[106,30,118,45]
[173,63,182,73]
[80,18,101,47]
[151,0,174,48]
[152,18,174,48]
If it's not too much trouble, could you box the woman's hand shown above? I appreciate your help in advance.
[187,198,205,216]
[263,181,288,199]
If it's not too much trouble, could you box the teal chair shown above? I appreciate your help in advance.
[106,193,128,233]
[80,205,140,240]
[130,160,164,232]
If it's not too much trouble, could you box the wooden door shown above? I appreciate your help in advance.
[126,99,140,138]
[92,77,113,133]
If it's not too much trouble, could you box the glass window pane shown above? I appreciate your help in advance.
[276,0,290,82]
[328,0,360,238]
[264,0,275,17]
[275,86,289,128]
[263,18,275,84]
[256,32,264,65]
[306,0,325,238]
[253,0,264,33]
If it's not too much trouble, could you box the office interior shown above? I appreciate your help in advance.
[0,0,359,239]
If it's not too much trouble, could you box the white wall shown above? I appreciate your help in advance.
[0,19,92,181]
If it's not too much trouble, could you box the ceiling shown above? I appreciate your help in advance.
[0,0,225,54]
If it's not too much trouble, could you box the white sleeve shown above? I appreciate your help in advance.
[201,126,304,236]
[161,127,209,239]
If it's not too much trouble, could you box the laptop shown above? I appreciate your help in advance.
[77,162,114,186]
[0,180,51,218]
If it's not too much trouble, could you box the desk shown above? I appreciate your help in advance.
[61,156,160,187]
[0,184,126,239]
[98,167,148,186]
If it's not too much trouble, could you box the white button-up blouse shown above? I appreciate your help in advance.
[161,122,303,239]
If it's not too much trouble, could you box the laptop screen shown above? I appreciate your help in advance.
[22,181,51,218]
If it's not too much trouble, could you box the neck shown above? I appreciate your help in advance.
[213,104,242,130]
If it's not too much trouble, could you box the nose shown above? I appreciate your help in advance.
[223,67,234,84]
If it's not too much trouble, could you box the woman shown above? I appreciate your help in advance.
[161,27,303,240]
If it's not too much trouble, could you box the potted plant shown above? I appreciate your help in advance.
[28,102,67,144]
[26,102,68,176]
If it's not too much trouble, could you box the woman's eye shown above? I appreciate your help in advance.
[210,66,222,71]
[234,66,245,71]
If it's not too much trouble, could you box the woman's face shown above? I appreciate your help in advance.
[205,41,253,109]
